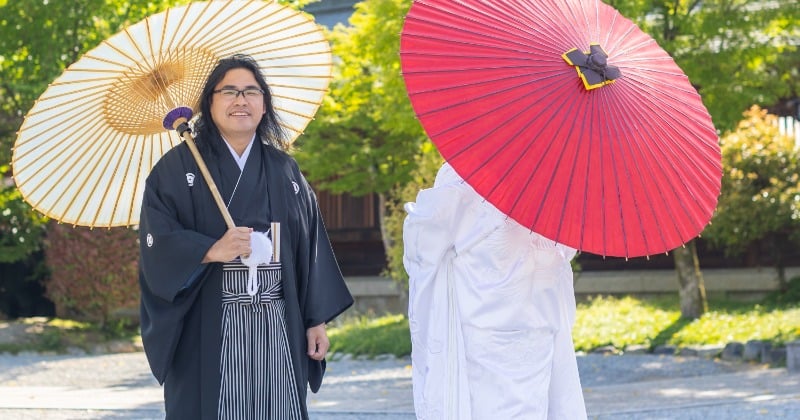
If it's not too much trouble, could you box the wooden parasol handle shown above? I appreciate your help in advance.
[172,117,236,229]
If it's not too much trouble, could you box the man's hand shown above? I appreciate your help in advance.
[202,227,252,263]
[306,323,329,361]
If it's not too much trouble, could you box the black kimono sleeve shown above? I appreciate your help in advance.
[299,175,353,328]
[138,147,217,383]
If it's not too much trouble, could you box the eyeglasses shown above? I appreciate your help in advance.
[212,88,265,100]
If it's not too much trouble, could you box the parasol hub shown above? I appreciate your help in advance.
[562,44,621,91]
[102,48,218,135]
[135,62,185,100]
[586,52,607,71]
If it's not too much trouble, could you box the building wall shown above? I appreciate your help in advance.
[304,0,359,28]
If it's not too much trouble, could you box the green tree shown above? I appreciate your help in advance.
[608,0,800,132]
[296,0,424,194]
[294,0,429,252]
[704,106,800,289]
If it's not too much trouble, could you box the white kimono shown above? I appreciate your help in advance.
[403,163,587,420]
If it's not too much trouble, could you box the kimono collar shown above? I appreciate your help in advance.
[222,135,256,171]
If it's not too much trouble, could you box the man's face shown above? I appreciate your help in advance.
[210,68,266,141]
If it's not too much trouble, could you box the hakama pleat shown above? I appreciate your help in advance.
[218,261,302,420]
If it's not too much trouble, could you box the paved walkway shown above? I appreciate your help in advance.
[0,351,797,419]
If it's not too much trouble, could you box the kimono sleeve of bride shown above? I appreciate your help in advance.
[403,164,472,284]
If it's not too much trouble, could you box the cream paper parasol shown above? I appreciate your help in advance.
[12,0,332,228]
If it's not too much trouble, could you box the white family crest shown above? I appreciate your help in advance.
[146,233,154,247]
[292,181,300,194]
[186,173,195,187]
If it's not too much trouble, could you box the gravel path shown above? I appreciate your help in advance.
[0,351,753,390]
[576,352,755,387]
[1,350,797,419]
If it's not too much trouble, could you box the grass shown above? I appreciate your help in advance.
[571,295,800,351]
[328,281,800,358]
[327,298,799,359]
[3,281,798,359]
[328,313,411,357]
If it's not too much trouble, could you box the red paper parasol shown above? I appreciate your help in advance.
[400,0,722,258]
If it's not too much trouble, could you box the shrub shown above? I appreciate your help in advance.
[703,106,800,287]
[43,222,139,325]
[0,166,48,264]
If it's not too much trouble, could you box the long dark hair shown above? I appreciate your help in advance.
[194,54,287,151]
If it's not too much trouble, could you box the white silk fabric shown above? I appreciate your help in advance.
[403,163,587,420]
[240,231,273,296]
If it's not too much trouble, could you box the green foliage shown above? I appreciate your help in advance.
[573,296,680,351]
[702,106,800,268]
[295,0,427,195]
[670,306,800,346]
[283,0,318,8]
[0,165,47,263]
[574,295,800,351]
[43,222,139,324]
[328,313,411,358]
[608,0,800,132]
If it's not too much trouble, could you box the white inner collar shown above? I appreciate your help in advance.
[223,135,256,171]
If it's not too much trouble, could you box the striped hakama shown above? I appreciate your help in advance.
[218,260,302,420]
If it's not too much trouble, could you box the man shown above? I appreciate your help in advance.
[403,163,586,419]
[139,54,353,419]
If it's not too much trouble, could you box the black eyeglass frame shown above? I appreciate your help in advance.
[212,88,265,99]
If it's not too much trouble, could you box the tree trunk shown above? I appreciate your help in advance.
[771,234,788,291]
[377,192,393,255]
[673,240,707,319]
[775,250,787,292]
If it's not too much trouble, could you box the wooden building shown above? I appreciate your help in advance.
[315,189,385,276]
